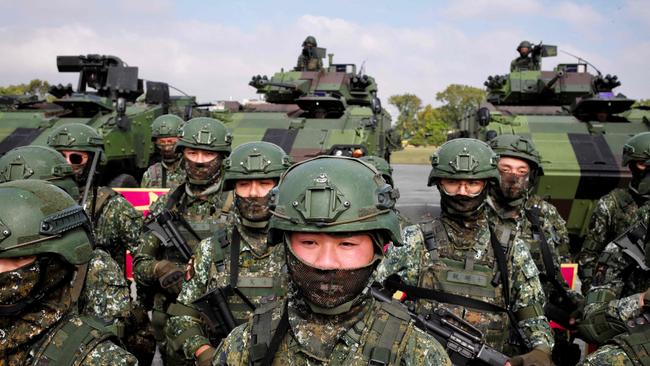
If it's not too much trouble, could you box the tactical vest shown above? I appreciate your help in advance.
[417,219,511,350]
[208,227,286,323]
[612,314,650,366]
[248,299,412,366]
[30,315,119,366]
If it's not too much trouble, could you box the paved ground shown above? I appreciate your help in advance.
[392,164,440,222]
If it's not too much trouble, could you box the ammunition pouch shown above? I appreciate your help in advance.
[577,304,627,344]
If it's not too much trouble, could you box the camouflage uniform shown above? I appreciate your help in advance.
[214,156,451,366]
[141,113,186,189]
[141,160,186,189]
[0,180,137,366]
[578,188,643,291]
[295,35,323,72]
[510,41,541,72]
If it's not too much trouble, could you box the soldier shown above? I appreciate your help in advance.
[213,156,452,365]
[578,132,650,292]
[360,155,411,228]
[0,145,131,334]
[487,134,582,365]
[165,141,292,365]
[141,113,186,189]
[0,179,137,365]
[295,35,323,72]
[510,41,542,72]
[377,138,554,364]
[46,123,155,365]
[133,116,232,365]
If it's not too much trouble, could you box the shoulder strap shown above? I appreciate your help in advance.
[249,301,288,366]
[165,183,186,211]
[229,227,241,288]
[364,301,411,366]
[92,186,118,222]
[210,228,230,273]
[419,219,447,259]
[34,315,118,366]
[221,190,234,215]
[161,164,168,188]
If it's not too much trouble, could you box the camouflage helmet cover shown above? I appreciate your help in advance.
[428,138,499,186]
[517,41,532,50]
[151,114,184,139]
[223,141,292,191]
[46,123,104,153]
[269,156,401,248]
[175,117,232,155]
[0,146,80,200]
[302,36,317,47]
[0,180,93,264]
[622,132,650,166]
[488,134,544,175]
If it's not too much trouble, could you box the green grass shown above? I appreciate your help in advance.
[390,146,437,165]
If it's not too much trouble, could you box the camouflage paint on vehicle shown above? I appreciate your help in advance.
[213,52,401,162]
[455,45,650,245]
[0,55,197,185]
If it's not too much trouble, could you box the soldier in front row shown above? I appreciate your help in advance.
[578,132,650,292]
[141,114,186,190]
[377,138,554,365]
[0,180,137,365]
[134,117,232,365]
[510,40,542,72]
[165,141,292,365]
[295,35,323,72]
[214,156,452,365]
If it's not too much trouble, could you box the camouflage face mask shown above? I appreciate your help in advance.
[185,155,222,186]
[439,187,488,218]
[236,194,271,222]
[499,173,530,200]
[157,143,179,163]
[0,259,40,306]
[286,243,379,310]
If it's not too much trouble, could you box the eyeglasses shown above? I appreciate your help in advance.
[439,179,486,197]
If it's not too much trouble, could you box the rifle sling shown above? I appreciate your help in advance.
[384,275,506,313]
[162,164,167,188]
[227,227,256,311]
[261,303,289,366]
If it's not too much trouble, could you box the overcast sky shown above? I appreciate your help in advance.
[1,0,648,111]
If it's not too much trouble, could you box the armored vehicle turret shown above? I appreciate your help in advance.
[456,44,650,248]
[213,50,401,162]
[0,54,196,186]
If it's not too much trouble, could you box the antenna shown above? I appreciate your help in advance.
[560,50,602,76]
[359,60,366,76]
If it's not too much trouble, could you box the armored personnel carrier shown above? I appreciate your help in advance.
[455,44,650,247]
[213,50,401,162]
[0,54,195,186]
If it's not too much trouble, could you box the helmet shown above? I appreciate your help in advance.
[622,132,650,167]
[428,138,499,186]
[46,123,104,153]
[302,36,317,47]
[223,141,292,191]
[360,156,394,187]
[517,41,532,50]
[0,146,80,200]
[174,117,232,155]
[488,134,544,175]
[0,180,92,264]
[151,114,184,139]
[269,156,401,248]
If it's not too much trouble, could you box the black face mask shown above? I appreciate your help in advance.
[302,46,315,58]
[439,186,488,218]
[630,164,650,198]
[286,244,377,310]
[236,194,271,222]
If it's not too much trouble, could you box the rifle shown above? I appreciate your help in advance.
[192,285,255,340]
[370,285,510,366]
[146,210,196,262]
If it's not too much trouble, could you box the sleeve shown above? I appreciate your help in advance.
[400,325,452,365]
[141,167,153,188]
[167,237,215,358]
[83,341,138,365]
[509,238,554,351]
[81,249,131,322]
[578,196,616,291]
[374,224,424,285]
[133,196,167,286]
[213,322,251,366]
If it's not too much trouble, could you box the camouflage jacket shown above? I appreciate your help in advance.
[83,187,144,272]
[141,160,186,190]
[133,183,229,299]
[376,210,553,354]
[487,195,580,306]
[510,55,540,72]
[578,188,644,292]
[213,296,452,365]
[581,203,650,341]
[80,248,131,325]
[295,54,323,71]
[166,216,288,359]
